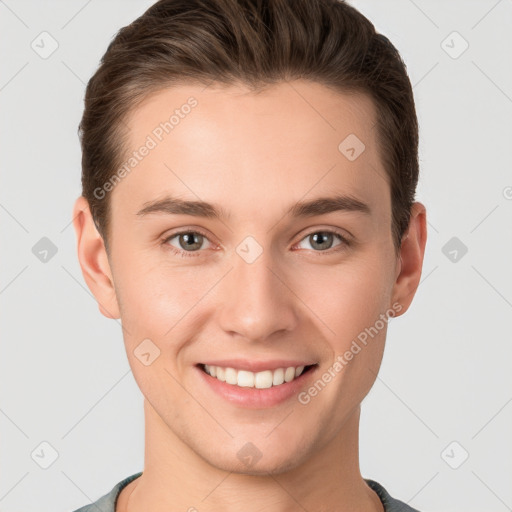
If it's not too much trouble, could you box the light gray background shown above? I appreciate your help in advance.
[1,1,511,511]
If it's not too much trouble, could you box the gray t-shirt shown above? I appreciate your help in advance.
[71,472,421,512]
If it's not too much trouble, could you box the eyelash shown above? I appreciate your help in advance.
[161,228,351,258]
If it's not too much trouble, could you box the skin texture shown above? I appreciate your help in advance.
[73,80,427,512]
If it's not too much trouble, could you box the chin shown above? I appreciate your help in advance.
[199,440,307,476]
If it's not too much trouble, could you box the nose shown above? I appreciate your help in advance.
[216,244,299,343]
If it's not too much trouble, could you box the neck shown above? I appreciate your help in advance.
[121,400,383,512]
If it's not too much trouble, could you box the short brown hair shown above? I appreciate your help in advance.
[79,0,419,254]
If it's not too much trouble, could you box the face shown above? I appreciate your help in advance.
[78,80,417,475]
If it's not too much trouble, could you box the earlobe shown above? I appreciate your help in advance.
[391,202,427,316]
[72,196,121,320]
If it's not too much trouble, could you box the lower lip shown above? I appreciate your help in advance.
[195,365,318,409]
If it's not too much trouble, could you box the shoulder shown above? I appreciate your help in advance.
[70,472,143,512]
[365,479,422,512]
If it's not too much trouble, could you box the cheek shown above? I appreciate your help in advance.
[292,255,393,343]
[113,254,220,343]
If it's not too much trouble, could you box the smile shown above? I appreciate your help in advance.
[200,363,316,389]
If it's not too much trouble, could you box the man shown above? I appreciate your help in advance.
[72,0,427,510]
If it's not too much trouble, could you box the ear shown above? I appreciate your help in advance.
[72,196,120,319]
[391,201,427,316]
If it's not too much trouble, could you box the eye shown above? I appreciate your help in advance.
[162,229,214,257]
[161,228,351,258]
[294,229,350,253]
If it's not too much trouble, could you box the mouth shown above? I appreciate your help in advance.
[197,362,318,389]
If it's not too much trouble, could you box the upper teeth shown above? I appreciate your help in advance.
[204,365,306,389]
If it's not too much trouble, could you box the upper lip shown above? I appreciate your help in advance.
[199,359,317,372]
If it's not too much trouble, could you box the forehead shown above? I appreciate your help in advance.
[112,80,389,225]
[126,80,379,149]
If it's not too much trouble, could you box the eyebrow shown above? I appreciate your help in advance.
[135,193,371,220]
